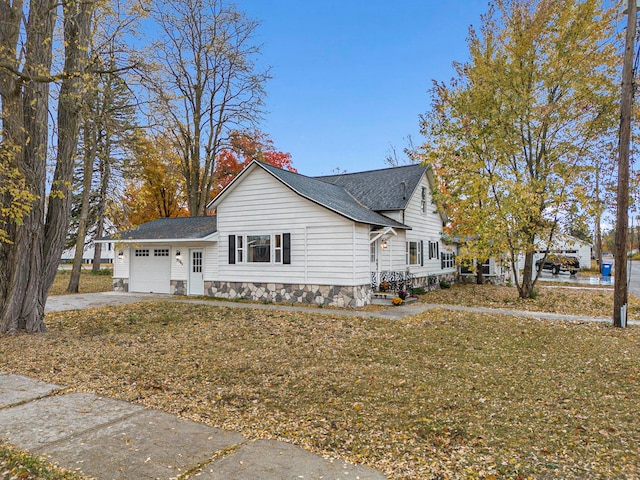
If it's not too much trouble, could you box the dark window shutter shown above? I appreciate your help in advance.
[420,240,424,266]
[228,235,235,264]
[283,233,291,264]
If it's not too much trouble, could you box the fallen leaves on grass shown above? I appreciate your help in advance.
[420,283,640,320]
[49,270,113,296]
[0,441,85,480]
[2,302,640,479]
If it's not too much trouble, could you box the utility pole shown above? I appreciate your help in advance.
[613,0,637,328]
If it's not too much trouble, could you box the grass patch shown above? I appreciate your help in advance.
[420,283,640,320]
[1,302,639,479]
[0,441,85,479]
[49,269,113,296]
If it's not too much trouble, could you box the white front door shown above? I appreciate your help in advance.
[370,241,379,287]
[189,249,204,295]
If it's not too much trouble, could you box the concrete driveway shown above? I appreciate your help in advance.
[45,291,173,313]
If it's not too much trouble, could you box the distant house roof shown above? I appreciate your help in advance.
[98,216,217,242]
[315,163,428,211]
[256,162,410,229]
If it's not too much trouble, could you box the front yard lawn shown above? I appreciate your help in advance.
[49,269,113,296]
[420,283,640,320]
[2,301,639,479]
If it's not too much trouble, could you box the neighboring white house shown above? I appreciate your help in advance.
[61,238,116,264]
[98,161,457,307]
[62,219,117,265]
[516,233,592,273]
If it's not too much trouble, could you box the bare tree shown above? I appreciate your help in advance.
[144,0,270,216]
[0,0,95,333]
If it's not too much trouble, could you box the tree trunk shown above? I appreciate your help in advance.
[0,0,57,333]
[0,0,94,333]
[519,251,536,299]
[92,131,111,272]
[67,126,94,293]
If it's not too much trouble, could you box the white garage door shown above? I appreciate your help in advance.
[130,246,171,294]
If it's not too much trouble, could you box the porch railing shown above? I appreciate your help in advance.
[371,270,414,293]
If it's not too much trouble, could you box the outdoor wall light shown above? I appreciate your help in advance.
[175,250,183,265]
[381,240,388,249]
[118,250,124,259]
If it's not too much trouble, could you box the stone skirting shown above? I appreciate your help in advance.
[458,273,506,285]
[171,280,187,295]
[204,281,371,308]
[113,278,129,292]
[412,272,457,291]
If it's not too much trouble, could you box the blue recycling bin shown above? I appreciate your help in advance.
[601,263,612,277]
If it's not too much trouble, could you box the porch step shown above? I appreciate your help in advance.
[371,293,417,306]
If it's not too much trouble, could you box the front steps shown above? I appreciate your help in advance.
[371,292,418,306]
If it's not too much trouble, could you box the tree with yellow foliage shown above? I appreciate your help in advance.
[422,0,619,298]
[123,131,188,227]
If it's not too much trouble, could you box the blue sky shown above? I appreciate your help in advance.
[239,1,491,176]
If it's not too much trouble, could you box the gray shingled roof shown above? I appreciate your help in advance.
[100,216,217,241]
[315,163,428,211]
[258,162,409,229]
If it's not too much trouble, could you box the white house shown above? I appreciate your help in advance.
[61,240,115,265]
[99,161,456,307]
[516,233,592,273]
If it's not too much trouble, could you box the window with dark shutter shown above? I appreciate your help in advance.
[283,233,291,264]
[228,234,235,264]
[420,240,424,266]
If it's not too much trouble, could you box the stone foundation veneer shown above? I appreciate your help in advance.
[412,272,457,291]
[113,278,129,292]
[204,281,371,308]
[171,280,187,295]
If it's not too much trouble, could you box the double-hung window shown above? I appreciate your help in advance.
[406,240,422,266]
[441,252,455,269]
[428,240,440,260]
[229,233,290,264]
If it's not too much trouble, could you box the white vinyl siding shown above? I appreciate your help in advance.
[204,245,217,281]
[217,166,369,285]
[113,246,130,278]
[403,176,455,276]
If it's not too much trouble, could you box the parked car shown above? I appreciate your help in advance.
[536,255,580,275]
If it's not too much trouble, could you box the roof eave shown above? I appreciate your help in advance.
[96,237,218,244]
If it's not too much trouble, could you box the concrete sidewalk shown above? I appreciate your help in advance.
[0,373,386,480]
[45,291,639,325]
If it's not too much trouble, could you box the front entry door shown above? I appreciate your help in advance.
[370,241,379,288]
[189,249,204,295]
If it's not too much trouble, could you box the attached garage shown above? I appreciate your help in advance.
[129,246,171,293]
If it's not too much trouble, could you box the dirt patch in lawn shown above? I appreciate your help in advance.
[420,283,640,320]
[2,302,639,479]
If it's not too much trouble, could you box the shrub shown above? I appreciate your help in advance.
[440,280,451,289]
[92,268,113,276]
[411,287,426,296]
